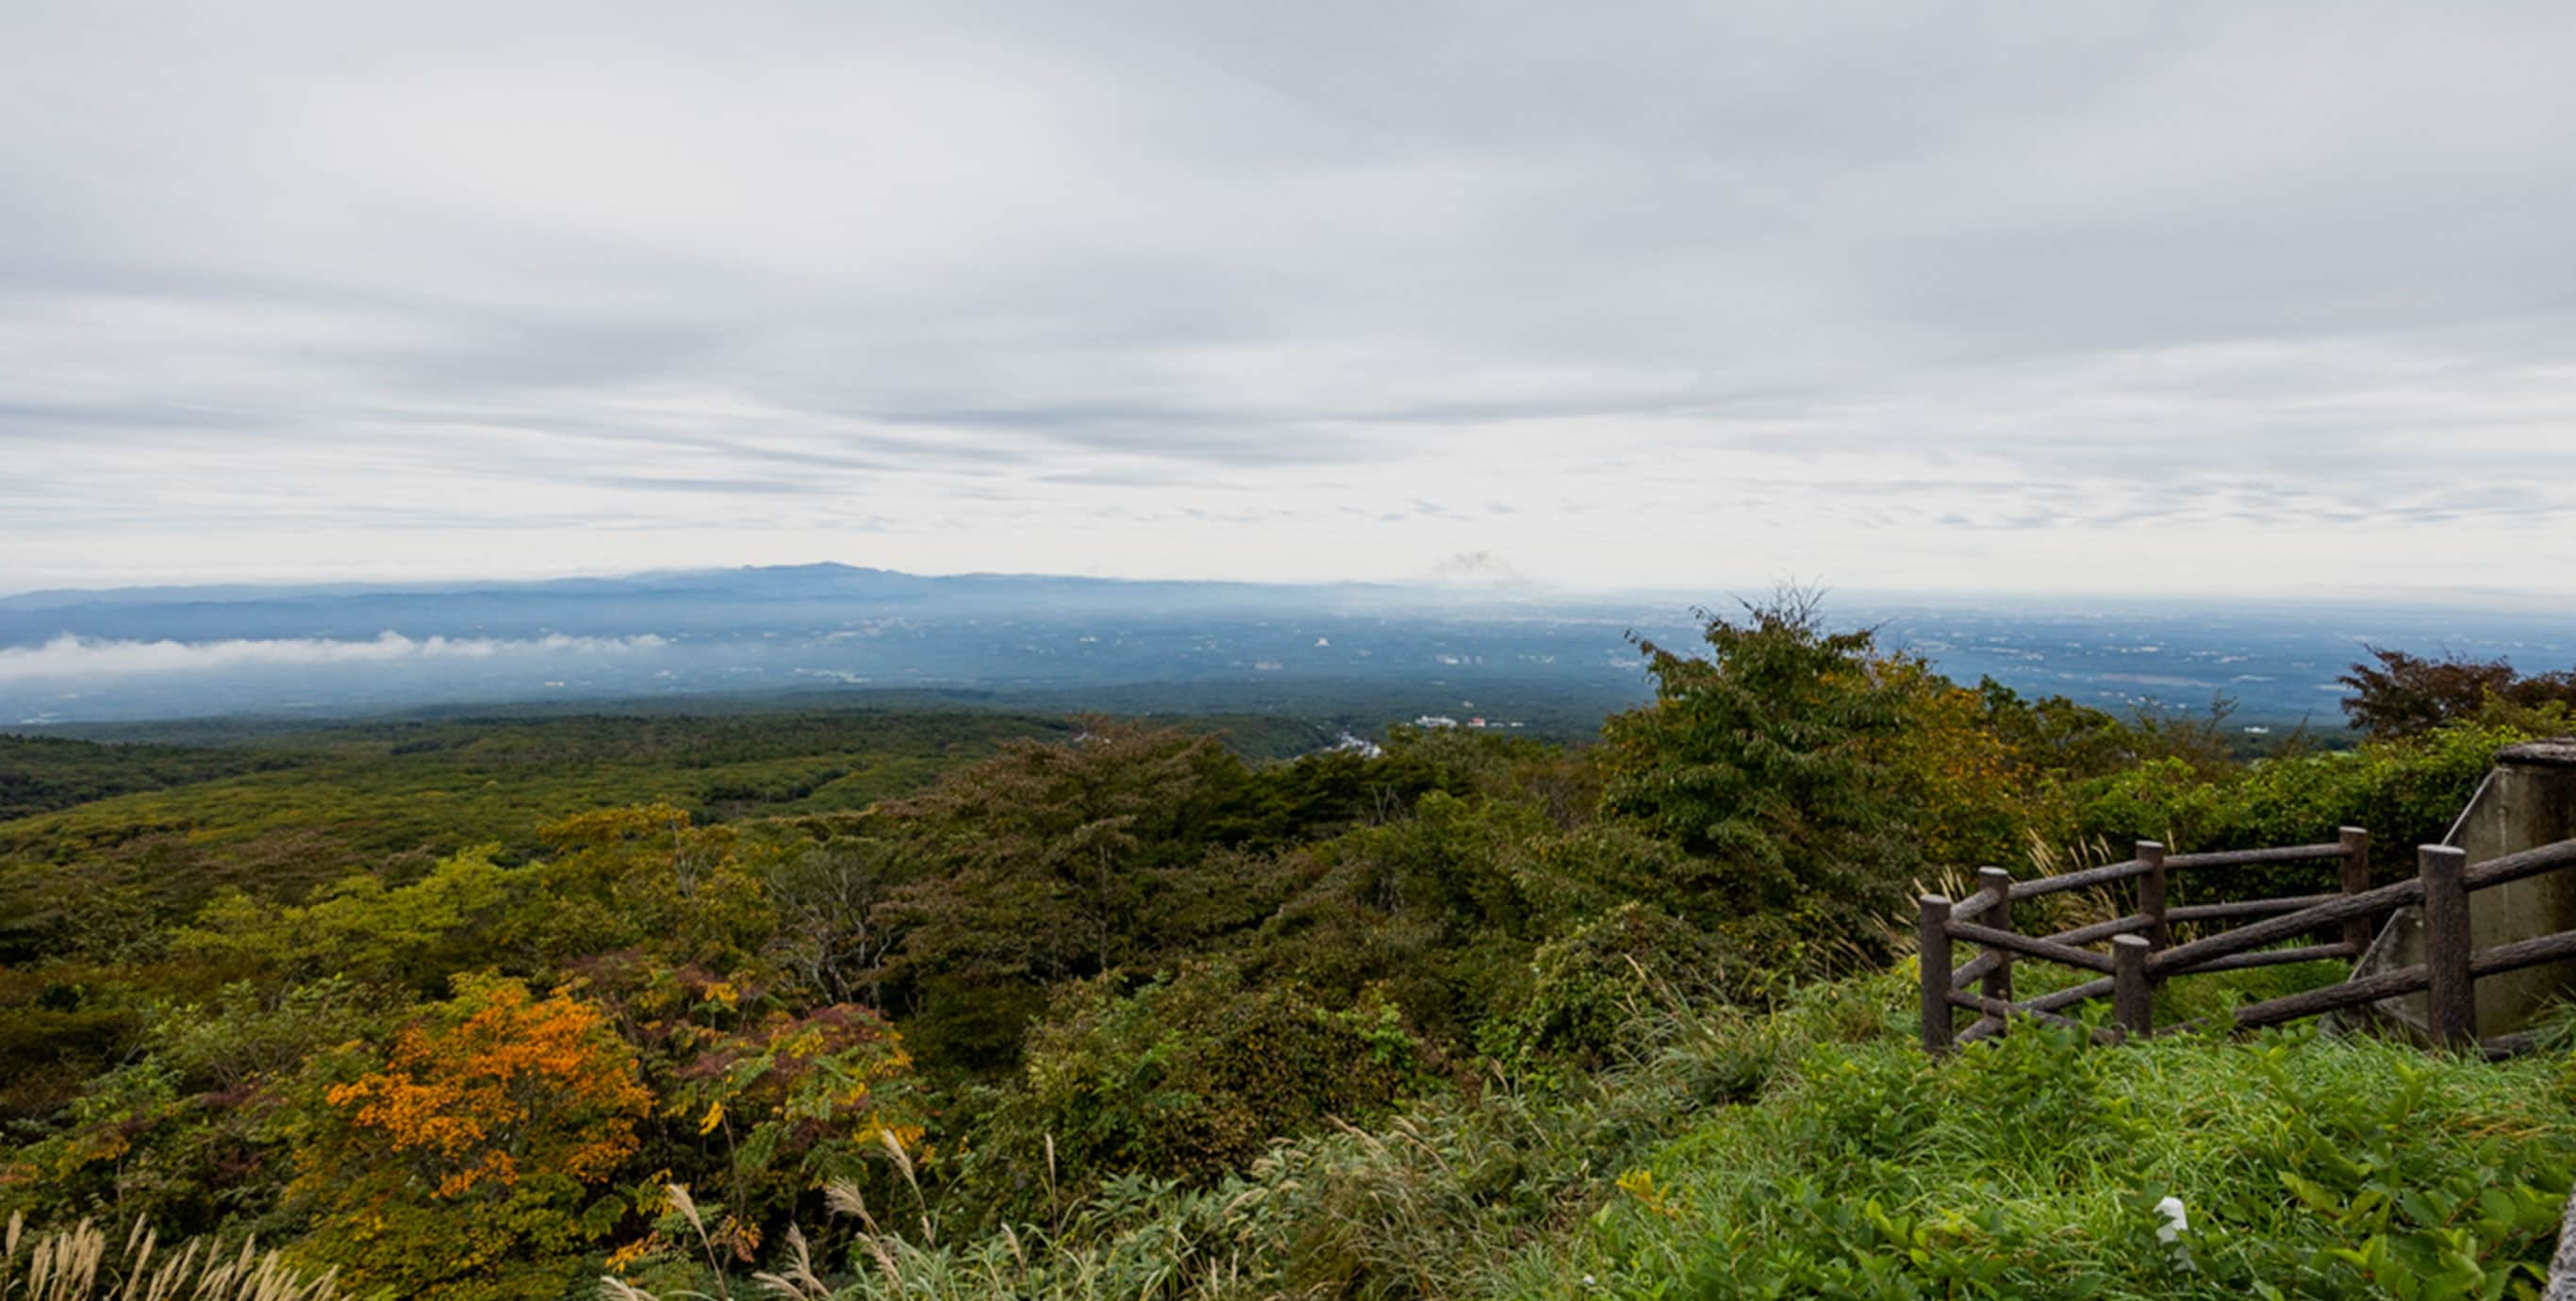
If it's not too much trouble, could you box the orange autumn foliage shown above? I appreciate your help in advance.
[293,976,652,1299]
[323,979,650,1194]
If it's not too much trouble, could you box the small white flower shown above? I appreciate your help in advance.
[2154,1194,2188,1243]
[2154,1195,2194,1271]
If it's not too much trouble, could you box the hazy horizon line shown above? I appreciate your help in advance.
[4,558,2569,618]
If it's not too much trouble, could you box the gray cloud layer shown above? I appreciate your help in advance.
[4,2,2574,595]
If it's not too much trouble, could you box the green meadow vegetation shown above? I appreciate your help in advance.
[3,601,2571,1299]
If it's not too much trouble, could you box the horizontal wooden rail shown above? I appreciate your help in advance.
[1946,921,2116,974]
[1951,950,2002,991]
[1949,990,2091,1034]
[1920,832,2576,1058]
[1955,902,2328,992]
[2165,895,2337,924]
[1949,992,2121,1045]
[2482,1031,2539,1062]
[2151,835,2576,979]
[2161,842,2344,870]
[2173,930,2576,1038]
[1949,885,2005,925]
[2171,942,2356,978]
[2208,961,2430,1031]
[2150,878,2420,976]
[2471,928,2576,980]
[2464,837,2576,892]
[2047,913,2151,947]
[2024,977,2114,1014]
[2006,859,2147,900]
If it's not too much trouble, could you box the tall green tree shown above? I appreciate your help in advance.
[1595,591,1917,954]
[874,720,1256,1066]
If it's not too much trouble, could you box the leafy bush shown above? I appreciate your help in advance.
[2076,721,2518,891]
[288,976,652,1301]
[2339,646,2576,739]
[961,963,1429,1212]
[1478,903,1763,1081]
[0,980,380,1239]
[1597,595,1918,951]
[664,1002,921,1256]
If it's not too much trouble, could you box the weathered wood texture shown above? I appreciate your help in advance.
[2463,836,2576,891]
[2138,841,2169,950]
[1920,831,2576,1057]
[2160,842,2345,869]
[2217,961,2431,1031]
[1977,867,2014,1034]
[1948,921,2116,974]
[2338,826,2373,954]
[1949,884,2004,925]
[2045,913,2153,947]
[2112,935,2154,1038]
[2177,942,2354,977]
[1951,950,2002,991]
[1919,894,1953,1056]
[2471,928,2576,980]
[2422,846,2474,1047]
[2166,895,2337,924]
[2151,878,2421,975]
[2006,858,2147,900]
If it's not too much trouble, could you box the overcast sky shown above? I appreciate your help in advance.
[5,2,2573,600]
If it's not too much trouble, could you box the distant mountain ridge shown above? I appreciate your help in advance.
[0,564,1462,647]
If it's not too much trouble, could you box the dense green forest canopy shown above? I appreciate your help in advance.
[2,603,2570,1299]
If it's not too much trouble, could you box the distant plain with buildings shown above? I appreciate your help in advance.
[4,565,2570,740]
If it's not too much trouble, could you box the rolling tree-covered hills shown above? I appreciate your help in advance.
[2,603,2571,1299]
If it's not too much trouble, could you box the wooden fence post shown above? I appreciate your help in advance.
[2337,826,2372,954]
[2113,934,2153,1039]
[2138,840,2168,950]
[2419,845,2473,1048]
[1919,894,1954,1056]
[1977,867,2014,1024]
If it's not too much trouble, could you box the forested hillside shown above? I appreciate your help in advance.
[3,602,2570,1299]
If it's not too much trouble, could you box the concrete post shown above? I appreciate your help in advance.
[2455,739,2576,1038]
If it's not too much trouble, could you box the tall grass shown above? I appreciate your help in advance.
[0,1214,342,1301]
[598,964,2576,1299]
[603,973,1908,1299]
[1577,1013,2575,1297]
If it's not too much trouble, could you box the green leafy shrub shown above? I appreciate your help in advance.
[963,963,1429,1211]
[2076,721,2519,893]
[2338,646,2576,739]
[1595,594,1920,962]
[286,976,652,1301]
[0,980,379,1239]
[1480,903,1764,1082]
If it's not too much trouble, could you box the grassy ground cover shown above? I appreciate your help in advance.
[631,961,2574,1300]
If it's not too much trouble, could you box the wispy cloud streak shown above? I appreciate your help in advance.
[0,632,669,683]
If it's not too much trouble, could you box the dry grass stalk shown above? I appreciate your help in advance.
[1,1214,339,1301]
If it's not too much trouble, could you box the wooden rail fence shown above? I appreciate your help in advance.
[1917,828,2576,1055]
